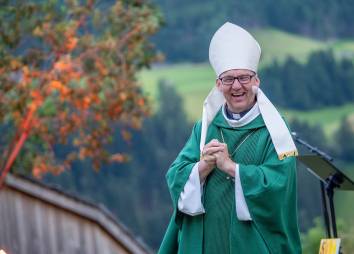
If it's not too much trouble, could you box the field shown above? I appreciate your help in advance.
[283,105,354,138]
[251,28,327,66]
[139,28,354,136]
[139,63,214,120]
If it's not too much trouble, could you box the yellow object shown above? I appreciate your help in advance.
[319,238,341,254]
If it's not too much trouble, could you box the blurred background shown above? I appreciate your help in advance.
[1,0,354,253]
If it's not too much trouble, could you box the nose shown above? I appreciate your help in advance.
[231,79,242,89]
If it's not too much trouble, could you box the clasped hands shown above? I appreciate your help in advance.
[199,139,236,181]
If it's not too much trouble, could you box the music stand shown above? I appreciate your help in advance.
[292,133,354,239]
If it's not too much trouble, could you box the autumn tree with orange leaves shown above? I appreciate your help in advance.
[0,0,162,181]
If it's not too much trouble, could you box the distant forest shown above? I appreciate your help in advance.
[152,0,354,62]
[261,51,354,109]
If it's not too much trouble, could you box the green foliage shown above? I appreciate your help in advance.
[152,0,354,62]
[139,63,215,120]
[44,81,193,249]
[284,104,354,139]
[261,51,354,110]
[0,0,163,175]
[289,119,329,231]
[139,54,354,131]
[301,217,354,253]
[333,116,354,161]
[253,28,327,66]
[301,217,325,254]
[290,119,330,154]
[336,190,354,253]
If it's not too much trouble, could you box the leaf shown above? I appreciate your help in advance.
[109,153,127,163]
[0,0,160,177]
[65,36,78,51]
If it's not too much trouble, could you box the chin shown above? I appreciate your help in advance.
[229,103,252,113]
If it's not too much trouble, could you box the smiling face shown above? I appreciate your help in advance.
[216,69,260,113]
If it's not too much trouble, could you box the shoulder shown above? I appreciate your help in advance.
[194,120,202,130]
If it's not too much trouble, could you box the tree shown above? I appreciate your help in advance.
[261,50,354,110]
[290,119,329,151]
[152,0,354,62]
[301,217,325,254]
[44,80,193,248]
[334,116,354,162]
[290,119,328,231]
[0,0,162,181]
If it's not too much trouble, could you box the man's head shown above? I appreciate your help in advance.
[209,22,261,112]
[216,69,259,113]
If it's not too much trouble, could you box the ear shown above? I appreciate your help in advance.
[254,76,260,87]
[216,78,223,91]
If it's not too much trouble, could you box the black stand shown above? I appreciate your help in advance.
[321,172,344,238]
[292,133,354,242]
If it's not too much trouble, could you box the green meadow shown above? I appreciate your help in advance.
[283,105,354,138]
[139,63,214,120]
[252,28,327,66]
[139,28,354,136]
[139,62,354,138]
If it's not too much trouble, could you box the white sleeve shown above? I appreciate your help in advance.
[235,164,252,221]
[177,162,205,216]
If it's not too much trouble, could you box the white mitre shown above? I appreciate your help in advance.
[201,22,298,160]
[209,22,261,75]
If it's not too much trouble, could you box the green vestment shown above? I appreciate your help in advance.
[158,110,301,254]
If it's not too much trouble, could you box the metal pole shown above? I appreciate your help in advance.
[320,181,332,238]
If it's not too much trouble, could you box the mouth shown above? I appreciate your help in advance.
[231,92,246,98]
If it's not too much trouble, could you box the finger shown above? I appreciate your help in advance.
[203,154,216,164]
[205,139,222,148]
[215,143,228,153]
[204,146,224,155]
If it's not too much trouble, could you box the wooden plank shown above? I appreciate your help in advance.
[3,189,11,250]
[0,188,6,249]
[34,200,46,254]
[25,196,39,253]
[63,212,80,253]
[14,191,27,254]
[54,210,64,253]
[83,221,96,254]
[5,175,151,253]
[47,205,58,254]
[7,190,20,253]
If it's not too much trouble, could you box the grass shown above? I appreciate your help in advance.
[252,28,327,66]
[139,63,215,120]
[139,62,354,136]
[139,27,354,132]
[282,104,354,138]
[140,63,354,136]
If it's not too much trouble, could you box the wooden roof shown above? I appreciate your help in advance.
[3,173,152,254]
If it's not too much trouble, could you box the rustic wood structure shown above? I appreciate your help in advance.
[0,173,152,254]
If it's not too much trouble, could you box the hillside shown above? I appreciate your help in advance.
[252,28,327,66]
[139,28,354,135]
[139,61,354,137]
[152,0,354,62]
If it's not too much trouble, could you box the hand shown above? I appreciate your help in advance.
[199,139,223,181]
[214,142,236,177]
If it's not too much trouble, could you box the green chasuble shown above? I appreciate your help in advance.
[158,110,301,254]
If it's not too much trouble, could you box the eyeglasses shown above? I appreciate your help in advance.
[219,74,256,86]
